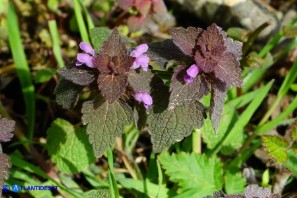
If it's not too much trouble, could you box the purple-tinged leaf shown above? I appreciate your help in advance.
[169,27,203,57]
[82,100,133,157]
[210,77,227,133]
[169,66,209,109]
[148,102,205,153]
[135,0,151,16]
[147,39,189,68]
[55,79,83,109]
[128,69,154,93]
[245,185,278,198]
[225,37,243,61]
[195,24,243,87]
[98,74,128,103]
[99,28,127,58]
[0,115,15,142]
[214,52,243,87]
[0,153,10,191]
[57,67,96,86]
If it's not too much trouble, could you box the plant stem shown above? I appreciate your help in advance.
[192,129,201,154]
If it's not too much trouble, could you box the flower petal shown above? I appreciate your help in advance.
[186,64,199,78]
[134,92,153,109]
[135,55,149,68]
[77,53,94,68]
[141,93,153,106]
[130,44,149,57]
[184,74,194,84]
[79,42,96,56]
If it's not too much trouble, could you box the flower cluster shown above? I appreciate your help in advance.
[183,64,199,83]
[75,40,152,109]
[76,42,96,68]
[130,44,150,71]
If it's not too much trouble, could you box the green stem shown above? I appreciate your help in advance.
[73,0,90,43]
[48,20,65,68]
[7,2,35,140]
[192,129,201,154]
[108,148,120,198]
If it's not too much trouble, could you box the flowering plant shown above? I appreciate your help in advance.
[55,24,243,156]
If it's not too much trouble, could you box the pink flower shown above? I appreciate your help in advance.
[134,92,153,109]
[76,42,96,68]
[130,44,150,71]
[184,64,199,83]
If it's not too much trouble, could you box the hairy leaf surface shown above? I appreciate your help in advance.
[128,69,154,93]
[169,27,203,56]
[148,102,205,153]
[262,135,289,163]
[90,27,112,53]
[55,79,82,109]
[47,118,95,174]
[195,24,243,87]
[169,66,209,109]
[99,28,127,58]
[159,152,223,197]
[82,100,133,157]
[147,39,188,68]
[98,74,128,103]
[0,153,10,189]
[57,67,95,86]
[210,78,227,132]
[214,53,243,87]
[0,115,15,142]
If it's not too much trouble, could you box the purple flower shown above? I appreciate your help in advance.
[184,64,199,83]
[76,42,96,68]
[134,92,153,109]
[130,44,150,71]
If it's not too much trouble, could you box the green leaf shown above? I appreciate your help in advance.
[224,171,246,194]
[284,150,297,176]
[128,69,154,93]
[90,27,112,53]
[57,66,95,86]
[148,102,205,153]
[118,178,169,198]
[85,189,111,198]
[202,104,243,155]
[262,135,289,163]
[47,118,96,174]
[82,100,133,157]
[169,66,209,109]
[55,79,82,109]
[34,68,56,84]
[159,152,223,197]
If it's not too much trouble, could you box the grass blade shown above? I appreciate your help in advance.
[108,148,120,198]
[48,20,65,68]
[7,2,35,140]
[73,0,90,43]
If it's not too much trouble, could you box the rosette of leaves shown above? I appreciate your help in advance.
[0,115,15,194]
[55,28,154,157]
[149,24,243,131]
